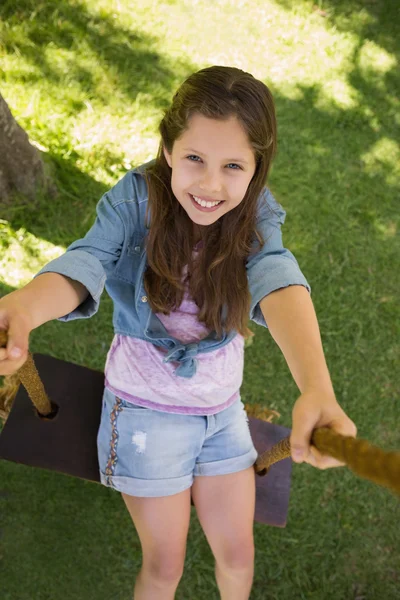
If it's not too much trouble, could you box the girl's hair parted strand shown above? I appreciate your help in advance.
[144,65,277,338]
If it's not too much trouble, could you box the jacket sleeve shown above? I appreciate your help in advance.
[246,188,311,328]
[33,189,126,322]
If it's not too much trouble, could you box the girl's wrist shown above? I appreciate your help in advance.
[6,289,36,333]
[302,385,336,400]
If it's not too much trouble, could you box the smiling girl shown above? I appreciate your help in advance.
[0,65,356,600]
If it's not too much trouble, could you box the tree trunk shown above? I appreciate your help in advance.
[0,93,49,204]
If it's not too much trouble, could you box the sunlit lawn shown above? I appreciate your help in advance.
[0,1,399,598]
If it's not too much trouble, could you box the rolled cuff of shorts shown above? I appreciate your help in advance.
[33,250,106,321]
[194,446,258,477]
[249,258,311,329]
[100,472,194,497]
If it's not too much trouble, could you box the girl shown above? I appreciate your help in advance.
[0,66,356,600]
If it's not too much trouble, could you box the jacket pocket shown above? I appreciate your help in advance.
[114,233,144,283]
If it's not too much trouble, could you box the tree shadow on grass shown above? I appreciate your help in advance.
[265,0,399,259]
[270,0,399,202]
[276,0,399,59]
[4,69,398,258]
[1,0,397,254]
[0,0,188,112]
[2,152,109,248]
[0,0,199,247]
[1,4,399,599]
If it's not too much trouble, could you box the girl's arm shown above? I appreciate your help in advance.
[0,273,89,372]
[260,284,357,469]
[260,285,333,395]
[12,272,89,330]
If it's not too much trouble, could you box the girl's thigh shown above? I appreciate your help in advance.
[121,488,192,563]
[191,467,256,566]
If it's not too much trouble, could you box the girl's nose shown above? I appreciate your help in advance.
[199,170,222,194]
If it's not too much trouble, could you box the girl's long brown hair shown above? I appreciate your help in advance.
[144,65,277,338]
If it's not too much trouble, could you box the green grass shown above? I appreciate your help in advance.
[0,0,399,598]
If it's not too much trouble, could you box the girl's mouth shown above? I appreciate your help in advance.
[189,193,224,212]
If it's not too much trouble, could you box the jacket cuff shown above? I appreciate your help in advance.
[249,256,311,328]
[33,250,106,321]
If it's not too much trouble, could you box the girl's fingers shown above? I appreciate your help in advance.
[304,445,345,470]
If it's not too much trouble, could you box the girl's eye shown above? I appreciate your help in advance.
[186,155,242,170]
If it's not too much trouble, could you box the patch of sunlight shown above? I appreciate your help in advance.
[22,88,44,119]
[0,54,41,83]
[0,222,65,288]
[314,78,359,111]
[42,44,107,99]
[30,139,50,152]
[72,106,151,152]
[360,138,400,186]
[361,106,382,133]
[4,0,397,195]
[71,107,160,184]
[378,296,395,304]
[44,45,82,78]
[358,40,397,75]
[310,144,329,157]
[0,83,39,122]
[374,220,397,240]
[96,0,357,89]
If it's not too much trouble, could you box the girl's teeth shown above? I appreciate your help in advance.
[192,195,221,208]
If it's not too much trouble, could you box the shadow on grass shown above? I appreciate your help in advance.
[1,5,399,598]
[0,0,199,247]
[0,0,185,112]
[277,0,399,57]
[3,152,110,248]
[0,0,397,256]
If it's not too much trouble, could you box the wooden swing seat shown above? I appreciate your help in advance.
[0,352,292,527]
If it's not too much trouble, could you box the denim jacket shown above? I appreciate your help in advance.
[35,161,311,378]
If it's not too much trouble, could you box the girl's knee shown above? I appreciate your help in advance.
[143,552,185,584]
[218,540,255,573]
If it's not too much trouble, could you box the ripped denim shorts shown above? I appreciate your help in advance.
[97,386,258,497]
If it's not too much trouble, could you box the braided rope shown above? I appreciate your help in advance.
[1,330,399,496]
[0,331,52,417]
[253,425,400,497]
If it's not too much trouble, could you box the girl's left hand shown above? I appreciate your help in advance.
[290,390,357,469]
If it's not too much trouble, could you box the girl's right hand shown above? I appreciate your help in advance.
[0,293,32,376]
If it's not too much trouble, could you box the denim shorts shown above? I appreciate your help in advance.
[97,387,258,497]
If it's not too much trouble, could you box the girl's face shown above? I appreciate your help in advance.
[163,113,256,227]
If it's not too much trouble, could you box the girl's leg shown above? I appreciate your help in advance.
[122,488,192,600]
[191,467,256,600]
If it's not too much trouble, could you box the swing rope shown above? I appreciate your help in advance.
[1,331,399,496]
[251,423,400,497]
